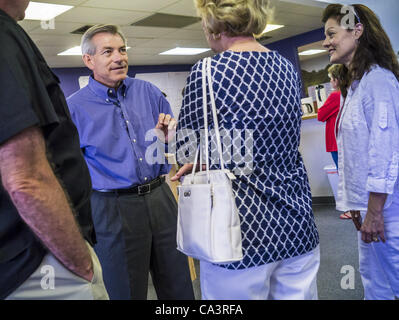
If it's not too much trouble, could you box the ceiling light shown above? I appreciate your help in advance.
[159,47,211,55]
[298,49,327,56]
[58,46,82,56]
[262,24,284,34]
[25,2,73,21]
[58,46,131,56]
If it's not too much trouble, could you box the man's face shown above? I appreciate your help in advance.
[83,32,128,88]
[3,0,30,21]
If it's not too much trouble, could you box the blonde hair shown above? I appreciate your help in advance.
[195,0,270,38]
[327,64,343,81]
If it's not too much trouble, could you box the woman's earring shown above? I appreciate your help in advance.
[212,33,221,40]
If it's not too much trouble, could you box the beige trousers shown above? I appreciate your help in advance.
[6,243,109,300]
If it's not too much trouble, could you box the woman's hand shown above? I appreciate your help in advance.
[171,163,207,182]
[361,192,387,243]
[171,164,194,182]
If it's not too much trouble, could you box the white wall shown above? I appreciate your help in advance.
[299,54,336,198]
[134,72,189,118]
[365,0,399,56]
[299,118,335,197]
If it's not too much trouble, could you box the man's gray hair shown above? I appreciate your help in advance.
[81,24,127,55]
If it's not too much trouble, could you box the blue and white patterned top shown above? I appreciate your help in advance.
[176,50,319,270]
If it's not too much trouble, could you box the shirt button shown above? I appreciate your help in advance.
[139,158,143,161]
[132,139,136,143]
[144,177,148,181]
[126,120,129,124]
[106,99,110,102]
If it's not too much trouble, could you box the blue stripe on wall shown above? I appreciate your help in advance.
[53,28,325,98]
[53,64,193,98]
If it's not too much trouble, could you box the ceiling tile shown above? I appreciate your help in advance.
[19,0,328,68]
[131,13,200,28]
[140,37,209,49]
[158,0,199,17]
[32,34,82,48]
[182,21,203,31]
[121,26,178,38]
[162,29,207,41]
[29,21,88,35]
[18,20,41,32]
[34,0,88,5]
[55,7,148,25]
[82,0,179,12]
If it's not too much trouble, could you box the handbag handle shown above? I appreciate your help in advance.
[190,57,226,183]
[205,57,226,171]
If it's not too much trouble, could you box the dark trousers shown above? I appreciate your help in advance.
[91,181,194,300]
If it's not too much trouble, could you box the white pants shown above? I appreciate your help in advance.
[6,243,109,300]
[200,246,320,300]
[358,208,399,300]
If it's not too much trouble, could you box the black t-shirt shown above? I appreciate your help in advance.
[0,9,96,299]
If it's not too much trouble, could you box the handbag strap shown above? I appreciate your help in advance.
[190,57,226,183]
[205,57,226,170]
[202,57,226,170]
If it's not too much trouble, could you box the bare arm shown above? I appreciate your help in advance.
[0,126,93,281]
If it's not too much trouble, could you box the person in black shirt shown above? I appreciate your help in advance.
[0,0,108,299]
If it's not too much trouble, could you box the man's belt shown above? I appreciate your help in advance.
[98,176,165,196]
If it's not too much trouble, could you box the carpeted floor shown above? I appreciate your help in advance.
[148,204,364,300]
[313,204,364,300]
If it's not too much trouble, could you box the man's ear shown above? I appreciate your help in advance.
[82,54,94,70]
[353,23,364,40]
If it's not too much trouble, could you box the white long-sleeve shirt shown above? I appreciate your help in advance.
[336,65,399,212]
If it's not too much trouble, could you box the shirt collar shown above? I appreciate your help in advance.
[0,8,18,23]
[88,75,127,103]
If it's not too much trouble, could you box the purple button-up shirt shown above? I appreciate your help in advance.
[67,76,172,190]
[336,65,399,212]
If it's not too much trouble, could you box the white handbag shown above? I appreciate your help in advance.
[176,57,243,264]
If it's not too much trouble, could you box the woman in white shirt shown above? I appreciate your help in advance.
[322,4,399,299]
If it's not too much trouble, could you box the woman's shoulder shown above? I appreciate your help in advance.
[357,65,399,96]
[362,65,398,84]
[213,50,294,73]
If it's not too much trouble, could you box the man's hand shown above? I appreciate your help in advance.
[155,113,177,144]
[361,192,387,243]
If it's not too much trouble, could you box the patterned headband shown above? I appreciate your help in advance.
[350,5,361,24]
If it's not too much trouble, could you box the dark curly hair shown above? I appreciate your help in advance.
[322,4,399,97]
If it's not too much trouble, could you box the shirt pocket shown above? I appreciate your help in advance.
[341,96,363,130]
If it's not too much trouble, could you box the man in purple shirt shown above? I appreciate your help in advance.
[67,24,194,300]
